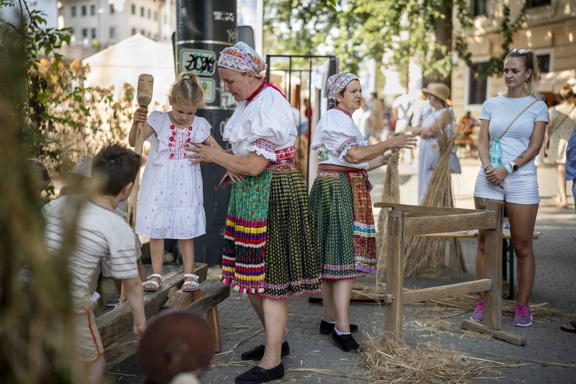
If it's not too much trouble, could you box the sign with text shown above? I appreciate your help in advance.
[179,48,216,76]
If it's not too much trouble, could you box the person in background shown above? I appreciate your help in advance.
[546,83,576,209]
[455,111,479,158]
[28,158,51,207]
[309,72,416,352]
[368,91,386,142]
[352,97,371,141]
[43,144,146,384]
[560,122,576,333]
[471,48,548,327]
[187,42,321,384]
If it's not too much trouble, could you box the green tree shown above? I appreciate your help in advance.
[264,0,529,85]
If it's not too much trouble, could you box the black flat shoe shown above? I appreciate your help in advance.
[319,320,359,335]
[240,341,290,361]
[331,329,360,352]
[235,363,285,384]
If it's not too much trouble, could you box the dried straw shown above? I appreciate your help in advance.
[404,110,466,279]
[376,134,403,273]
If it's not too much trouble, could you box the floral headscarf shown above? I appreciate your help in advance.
[327,72,359,104]
[218,42,267,75]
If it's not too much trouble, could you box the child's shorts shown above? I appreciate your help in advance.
[73,309,104,362]
[474,169,540,205]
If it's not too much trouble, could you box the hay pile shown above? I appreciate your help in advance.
[404,112,465,278]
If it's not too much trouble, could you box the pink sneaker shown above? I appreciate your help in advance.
[513,303,533,327]
[470,300,484,322]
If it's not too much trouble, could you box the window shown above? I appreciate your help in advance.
[468,62,489,105]
[110,27,115,40]
[528,0,551,7]
[82,28,88,38]
[131,4,136,15]
[537,54,550,73]
[71,6,76,17]
[471,0,487,17]
[90,5,95,16]
[140,7,144,17]
[110,4,114,14]
[81,5,86,16]
[91,28,96,39]
[131,28,137,35]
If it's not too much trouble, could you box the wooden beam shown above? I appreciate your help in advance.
[403,279,492,305]
[404,212,496,236]
[384,211,406,342]
[483,201,503,330]
[96,263,208,348]
[461,319,526,346]
[374,202,478,216]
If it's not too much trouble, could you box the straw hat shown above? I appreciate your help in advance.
[422,83,450,102]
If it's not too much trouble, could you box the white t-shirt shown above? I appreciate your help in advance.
[43,196,140,310]
[480,95,548,174]
[310,108,369,169]
[223,86,297,161]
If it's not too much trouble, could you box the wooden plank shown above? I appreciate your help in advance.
[96,263,208,348]
[105,280,230,369]
[483,202,503,331]
[403,279,492,305]
[374,202,478,216]
[384,211,405,342]
[404,212,496,236]
[461,319,526,346]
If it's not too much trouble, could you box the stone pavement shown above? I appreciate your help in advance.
[109,159,576,384]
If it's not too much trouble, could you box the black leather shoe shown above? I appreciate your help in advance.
[319,320,359,335]
[331,329,360,352]
[240,341,290,361]
[235,362,285,384]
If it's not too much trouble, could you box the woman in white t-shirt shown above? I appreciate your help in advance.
[471,48,548,328]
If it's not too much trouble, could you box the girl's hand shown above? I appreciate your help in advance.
[484,165,506,189]
[187,142,218,164]
[382,151,399,166]
[227,171,245,183]
[133,107,148,123]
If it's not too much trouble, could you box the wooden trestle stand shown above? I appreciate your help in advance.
[374,201,526,346]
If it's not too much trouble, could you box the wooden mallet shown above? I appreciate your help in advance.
[122,74,153,305]
[127,74,154,230]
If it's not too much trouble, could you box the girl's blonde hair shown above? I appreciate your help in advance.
[505,48,540,99]
[168,72,204,107]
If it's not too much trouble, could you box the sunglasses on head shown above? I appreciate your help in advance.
[509,48,527,55]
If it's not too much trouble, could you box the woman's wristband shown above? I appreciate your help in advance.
[504,163,513,174]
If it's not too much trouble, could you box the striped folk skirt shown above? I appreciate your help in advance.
[221,164,321,299]
[309,168,377,279]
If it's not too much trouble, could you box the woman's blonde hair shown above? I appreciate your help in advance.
[505,48,540,99]
[559,82,574,101]
[168,72,204,107]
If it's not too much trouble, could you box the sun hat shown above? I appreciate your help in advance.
[422,83,451,102]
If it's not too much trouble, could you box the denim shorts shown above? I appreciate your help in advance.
[474,169,540,204]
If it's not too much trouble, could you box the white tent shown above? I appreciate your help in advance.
[83,34,175,107]
[538,69,576,94]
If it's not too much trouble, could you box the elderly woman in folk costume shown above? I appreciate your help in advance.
[187,42,321,384]
[309,72,416,352]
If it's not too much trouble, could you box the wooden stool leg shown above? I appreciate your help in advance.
[207,306,222,353]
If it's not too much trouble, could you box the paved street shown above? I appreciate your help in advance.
[109,159,576,384]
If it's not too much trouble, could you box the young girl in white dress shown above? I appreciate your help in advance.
[129,72,219,292]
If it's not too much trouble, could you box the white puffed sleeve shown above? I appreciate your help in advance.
[311,109,367,161]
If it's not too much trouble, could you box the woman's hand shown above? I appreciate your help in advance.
[186,142,218,164]
[227,171,245,183]
[385,134,417,151]
[484,165,507,189]
[382,151,400,165]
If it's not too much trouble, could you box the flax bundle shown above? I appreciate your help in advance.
[404,115,466,278]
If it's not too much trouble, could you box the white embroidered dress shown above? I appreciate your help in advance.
[136,111,210,239]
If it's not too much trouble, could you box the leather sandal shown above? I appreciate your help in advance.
[182,273,200,292]
[142,274,162,292]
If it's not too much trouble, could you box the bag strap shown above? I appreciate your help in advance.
[549,105,576,135]
[497,99,539,140]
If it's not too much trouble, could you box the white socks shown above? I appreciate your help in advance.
[334,326,351,336]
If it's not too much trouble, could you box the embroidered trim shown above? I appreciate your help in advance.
[168,124,192,160]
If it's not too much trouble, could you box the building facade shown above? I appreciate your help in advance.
[452,0,576,116]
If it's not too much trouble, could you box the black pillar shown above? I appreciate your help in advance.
[176,0,237,265]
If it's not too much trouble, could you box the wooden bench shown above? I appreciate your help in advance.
[418,230,541,300]
[95,262,230,369]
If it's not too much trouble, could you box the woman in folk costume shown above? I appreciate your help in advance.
[187,42,321,384]
[309,72,416,352]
